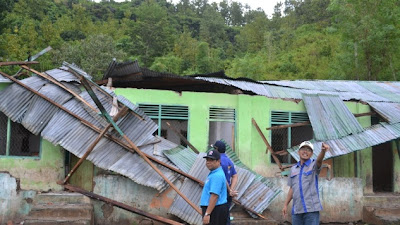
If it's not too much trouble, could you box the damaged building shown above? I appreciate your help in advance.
[0,60,399,224]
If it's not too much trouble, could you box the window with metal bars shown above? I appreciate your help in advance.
[208,107,236,151]
[270,111,313,164]
[138,104,189,146]
[0,112,41,157]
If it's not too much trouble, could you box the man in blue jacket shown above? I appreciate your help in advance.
[200,149,229,225]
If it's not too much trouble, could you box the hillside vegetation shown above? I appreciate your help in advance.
[0,0,399,81]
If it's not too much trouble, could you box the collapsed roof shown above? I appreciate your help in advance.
[0,62,281,225]
[101,60,400,161]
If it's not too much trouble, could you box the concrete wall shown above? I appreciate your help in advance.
[0,140,64,222]
[268,177,363,223]
[0,140,65,191]
[0,172,37,224]
[92,174,180,225]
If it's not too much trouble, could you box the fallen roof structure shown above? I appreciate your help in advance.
[98,60,400,163]
[0,62,282,224]
[165,142,281,224]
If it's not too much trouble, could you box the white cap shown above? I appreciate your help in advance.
[299,141,314,151]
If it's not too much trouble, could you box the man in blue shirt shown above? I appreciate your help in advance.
[213,140,238,225]
[282,141,330,225]
[200,149,229,225]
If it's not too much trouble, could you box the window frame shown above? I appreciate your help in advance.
[208,107,236,150]
[270,111,311,164]
[0,116,42,159]
[138,103,190,140]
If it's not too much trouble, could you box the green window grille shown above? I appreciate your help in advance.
[270,111,312,164]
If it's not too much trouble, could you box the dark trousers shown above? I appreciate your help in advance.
[201,203,229,225]
[226,196,232,225]
[292,211,320,225]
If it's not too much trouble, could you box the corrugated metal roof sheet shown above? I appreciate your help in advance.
[368,101,400,124]
[0,75,11,83]
[358,82,400,103]
[287,122,400,161]
[103,60,141,79]
[167,142,281,224]
[163,146,197,173]
[168,154,207,225]
[303,93,364,141]
[197,78,400,103]
[0,66,182,192]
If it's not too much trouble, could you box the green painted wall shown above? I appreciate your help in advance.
[0,140,65,191]
[116,88,381,183]
[115,89,313,177]
[70,155,94,191]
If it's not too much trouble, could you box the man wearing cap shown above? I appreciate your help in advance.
[200,149,229,225]
[213,140,238,225]
[282,141,330,225]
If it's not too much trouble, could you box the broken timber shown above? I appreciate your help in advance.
[0,68,201,215]
[166,120,268,220]
[0,69,204,189]
[251,118,284,171]
[266,111,376,130]
[0,61,39,66]
[77,74,203,215]
[1,65,270,219]
[166,122,199,154]
[61,107,129,184]
[64,184,184,225]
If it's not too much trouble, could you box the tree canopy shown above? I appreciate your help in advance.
[0,0,399,81]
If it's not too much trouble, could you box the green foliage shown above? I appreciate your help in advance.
[0,0,399,82]
[128,0,175,67]
[52,34,126,81]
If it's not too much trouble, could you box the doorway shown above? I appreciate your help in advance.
[372,142,393,192]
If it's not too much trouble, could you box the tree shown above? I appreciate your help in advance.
[199,5,227,48]
[128,0,175,66]
[52,34,126,80]
[330,0,400,80]
[235,13,269,53]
